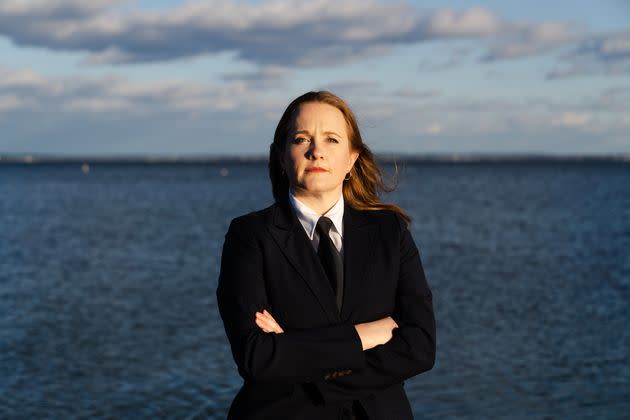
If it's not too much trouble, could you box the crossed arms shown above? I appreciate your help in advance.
[216,213,436,403]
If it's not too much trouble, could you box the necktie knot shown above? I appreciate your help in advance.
[316,216,333,237]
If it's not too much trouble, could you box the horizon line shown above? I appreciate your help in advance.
[1,151,629,164]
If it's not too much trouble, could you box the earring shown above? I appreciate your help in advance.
[344,172,352,181]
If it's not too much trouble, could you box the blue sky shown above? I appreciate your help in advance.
[1,0,628,156]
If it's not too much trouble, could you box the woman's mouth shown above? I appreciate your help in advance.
[305,167,327,173]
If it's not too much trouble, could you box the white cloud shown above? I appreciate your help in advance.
[423,122,443,134]
[0,65,272,116]
[551,112,593,127]
[392,87,441,99]
[0,0,122,18]
[222,65,291,89]
[484,21,585,61]
[601,36,630,54]
[0,68,50,90]
[424,7,504,37]
[0,94,29,111]
[64,97,134,113]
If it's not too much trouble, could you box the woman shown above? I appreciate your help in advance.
[216,91,435,419]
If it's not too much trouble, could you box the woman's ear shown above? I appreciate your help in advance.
[348,151,359,171]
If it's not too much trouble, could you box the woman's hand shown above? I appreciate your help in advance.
[354,316,399,351]
[255,309,284,334]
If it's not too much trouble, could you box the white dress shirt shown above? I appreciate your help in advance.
[288,191,344,255]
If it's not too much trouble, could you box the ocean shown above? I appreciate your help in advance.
[1,161,629,419]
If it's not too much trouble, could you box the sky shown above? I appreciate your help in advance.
[0,0,629,157]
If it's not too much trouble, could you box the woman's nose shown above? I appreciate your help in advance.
[307,138,325,159]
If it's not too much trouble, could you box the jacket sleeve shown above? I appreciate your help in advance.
[216,216,366,384]
[312,213,436,403]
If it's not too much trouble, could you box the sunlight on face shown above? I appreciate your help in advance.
[283,102,359,201]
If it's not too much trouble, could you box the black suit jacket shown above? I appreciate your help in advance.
[216,199,436,419]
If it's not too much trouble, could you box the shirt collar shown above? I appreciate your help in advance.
[288,190,345,240]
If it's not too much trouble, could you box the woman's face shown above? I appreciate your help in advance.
[282,102,359,199]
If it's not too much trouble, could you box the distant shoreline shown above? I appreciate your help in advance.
[1,153,629,165]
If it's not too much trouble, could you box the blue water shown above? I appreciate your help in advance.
[1,161,629,419]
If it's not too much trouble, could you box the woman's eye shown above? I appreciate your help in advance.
[292,137,308,144]
[328,137,339,143]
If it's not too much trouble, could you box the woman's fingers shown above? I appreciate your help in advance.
[254,314,273,332]
[255,314,275,332]
[262,310,284,333]
[388,316,399,329]
[256,315,282,333]
[254,310,284,334]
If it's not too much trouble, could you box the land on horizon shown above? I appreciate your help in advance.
[1,152,629,165]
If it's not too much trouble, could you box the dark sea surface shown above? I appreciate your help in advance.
[1,161,629,419]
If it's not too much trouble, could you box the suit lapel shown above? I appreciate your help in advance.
[340,204,376,320]
[267,200,341,323]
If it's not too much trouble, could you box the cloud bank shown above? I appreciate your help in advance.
[0,0,595,71]
[1,64,628,155]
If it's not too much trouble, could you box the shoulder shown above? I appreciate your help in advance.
[226,202,286,239]
[221,204,279,252]
[352,207,409,235]
[228,203,276,232]
[357,209,421,257]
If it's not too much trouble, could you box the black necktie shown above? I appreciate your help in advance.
[316,217,344,311]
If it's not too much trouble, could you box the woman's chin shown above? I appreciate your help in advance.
[295,182,342,196]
